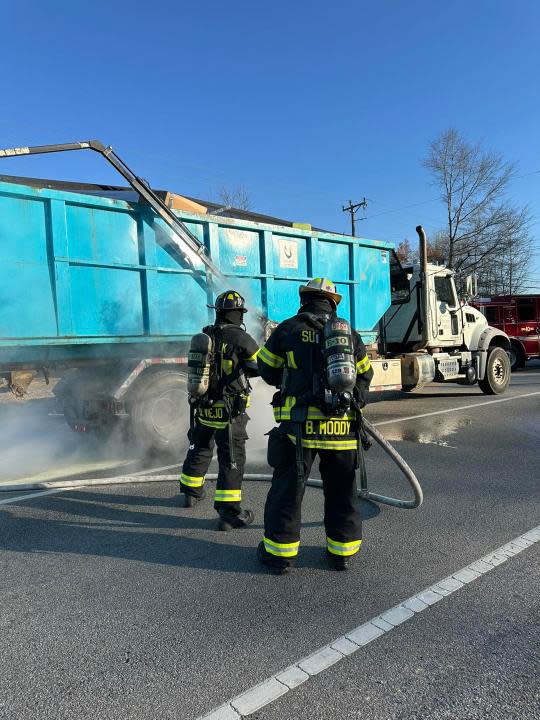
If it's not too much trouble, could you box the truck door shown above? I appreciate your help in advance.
[433,275,461,342]
[516,298,540,357]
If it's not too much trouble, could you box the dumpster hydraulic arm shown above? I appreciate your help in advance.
[0,140,226,283]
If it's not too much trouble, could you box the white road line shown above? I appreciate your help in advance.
[196,524,540,720]
[0,488,72,505]
[371,390,540,427]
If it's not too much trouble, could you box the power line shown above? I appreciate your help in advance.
[361,167,540,223]
[363,196,441,221]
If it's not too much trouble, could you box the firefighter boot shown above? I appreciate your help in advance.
[217,508,255,532]
[326,549,349,571]
[257,541,292,575]
[179,489,206,508]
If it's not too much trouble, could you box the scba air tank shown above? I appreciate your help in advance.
[187,332,214,398]
[323,317,357,395]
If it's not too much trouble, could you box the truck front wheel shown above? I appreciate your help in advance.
[130,371,189,457]
[478,347,511,395]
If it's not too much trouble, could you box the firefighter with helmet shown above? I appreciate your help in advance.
[179,290,260,531]
[256,278,373,573]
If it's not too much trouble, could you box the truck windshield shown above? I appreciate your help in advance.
[434,276,456,307]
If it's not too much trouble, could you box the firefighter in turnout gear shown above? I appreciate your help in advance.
[179,290,260,531]
[256,278,373,573]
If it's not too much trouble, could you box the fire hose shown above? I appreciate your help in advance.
[211,418,422,510]
[0,419,423,509]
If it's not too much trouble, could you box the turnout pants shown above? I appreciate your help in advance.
[180,413,248,515]
[262,431,362,567]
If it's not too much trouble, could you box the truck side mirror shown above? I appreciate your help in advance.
[465,273,478,300]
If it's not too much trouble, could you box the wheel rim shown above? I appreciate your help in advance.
[150,389,187,442]
[492,356,507,385]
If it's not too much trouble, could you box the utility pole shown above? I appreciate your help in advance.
[342,198,368,236]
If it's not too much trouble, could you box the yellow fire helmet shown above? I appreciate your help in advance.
[207,290,248,313]
[299,277,342,306]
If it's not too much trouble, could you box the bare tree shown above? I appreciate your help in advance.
[475,219,532,295]
[217,185,252,211]
[404,231,448,266]
[423,128,532,295]
[396,239,412,264]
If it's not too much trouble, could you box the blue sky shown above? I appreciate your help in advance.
[2,0,539,289]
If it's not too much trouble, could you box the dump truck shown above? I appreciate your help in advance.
[0,141,511,454]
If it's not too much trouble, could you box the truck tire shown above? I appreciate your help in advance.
[130,370,189,456]
[508,343,524,371]
[401,382,427,393]
[478,347,511,395]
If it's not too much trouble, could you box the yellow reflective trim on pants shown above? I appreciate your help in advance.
[326,537,362,556]
[258,345,285,369]
[215,489,242,502]
[287,435,358,450]
[286,350,298,369]
[356,355,371,373]
[263,536,300,557]
[180,473,205,487]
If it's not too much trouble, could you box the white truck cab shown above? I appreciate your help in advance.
[376,227,511,394]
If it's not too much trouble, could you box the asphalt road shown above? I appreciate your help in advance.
[1,365,539,719]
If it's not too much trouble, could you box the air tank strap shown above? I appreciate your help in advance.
[351,400,371,493]
[290,404,309,486]
[224,395,237,470]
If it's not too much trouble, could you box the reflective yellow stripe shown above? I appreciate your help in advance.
[273,395,296,421]
[180,473,205,487]
[356,355,371,373]
[263,537,300,557]
[287,435,357,450]
[326,537,362,556]
[264,537,299,549]
[197,418,229,429]
[222,358,233,374]
[274,400,357,422]
[215,489,242,502]
[286,350,298,369]
[272,396,291,420]
[247,349,260,362]
[258,345,285,368]
[197,401,229,429]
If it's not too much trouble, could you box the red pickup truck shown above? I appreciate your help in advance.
[474,295,540,370]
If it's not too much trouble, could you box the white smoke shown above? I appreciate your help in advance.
[244,379,277,462]
[0,377,137,487]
